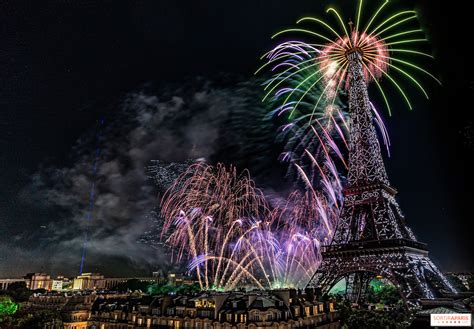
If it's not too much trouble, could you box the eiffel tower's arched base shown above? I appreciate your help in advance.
[306,239,457,308]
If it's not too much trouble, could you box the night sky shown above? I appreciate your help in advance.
[1,0,472,278]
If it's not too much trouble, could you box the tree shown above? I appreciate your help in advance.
[148,283,175,295]
[367,283,401,305]
[379,285,401,305]
[336,299,413,329]
[147,283,201,295]
[0,296,19,319]
[175,284,201,294]
[0,309,62,329]
[446,274,468,292]
[112,279,149,292]
[5,282,33,302]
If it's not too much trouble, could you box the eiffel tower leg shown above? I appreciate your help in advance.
[345,273,355,301]
[345,272,372,304]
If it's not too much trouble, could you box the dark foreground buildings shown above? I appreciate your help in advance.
[88,289,339,329]
[1,289,339,329]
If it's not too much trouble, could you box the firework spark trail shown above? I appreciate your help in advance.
[269,1,437,115]
[161,163,269,290]
[257,36,350,212]
[258,0,436,185]
[371,102,391,156]
[160,163,335,291]
[266,191,330,288]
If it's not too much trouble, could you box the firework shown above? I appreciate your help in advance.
[263,0,437,116]
[161,162,269,290]
[263,190,336,289]
[160,163,333,291]
[253,1,428,233]
[259,45,350,187]
[256,0,433,187]
[255,38,350,250]
[147,160,193,192]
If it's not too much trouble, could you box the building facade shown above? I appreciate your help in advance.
[0,278,28,290]
[26,292,99,329]
[73,273,107,290]
[25,272,53,290]
[72,273,168,291]
[1,272,186,292]
[88,289,340,329]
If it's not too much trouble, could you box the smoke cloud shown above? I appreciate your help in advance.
[3,77,285,277]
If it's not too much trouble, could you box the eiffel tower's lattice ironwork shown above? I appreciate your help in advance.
[306,51,456,308]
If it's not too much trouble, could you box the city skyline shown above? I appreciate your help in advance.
[1,0,473,279]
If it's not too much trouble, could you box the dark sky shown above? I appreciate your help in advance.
[1,0,472,278]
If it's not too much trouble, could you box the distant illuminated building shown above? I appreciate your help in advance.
[167,273,182,286]
[52,279,63,291]
[0,278,27,290]
[24,272,52,290]
[166,273,197,287]
[73,273,105,290]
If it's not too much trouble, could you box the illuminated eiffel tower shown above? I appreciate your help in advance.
[306,50,456,308]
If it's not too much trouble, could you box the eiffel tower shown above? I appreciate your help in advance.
[306,50,456,308]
